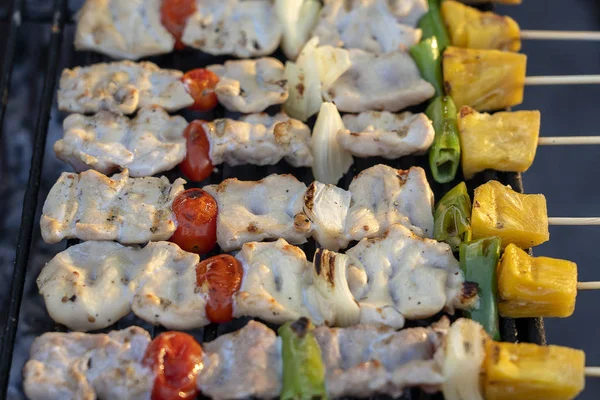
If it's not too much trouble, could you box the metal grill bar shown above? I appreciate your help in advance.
[0,0,67,396]
[0,0,25,140]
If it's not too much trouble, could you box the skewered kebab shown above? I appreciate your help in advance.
[37,222,475,331]
[22,317,590,400]
[40,164,435,253]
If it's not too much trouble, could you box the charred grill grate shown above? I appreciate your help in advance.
[0,1,545,399]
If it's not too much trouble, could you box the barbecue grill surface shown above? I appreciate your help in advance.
[0,1,544,399]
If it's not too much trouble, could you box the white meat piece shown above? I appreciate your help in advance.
[23,327,152,400]
[312,0,423,53]
[233,239,316,324]
[313,318,447,398]
[132,245,209,330]
[298,181,352,250]
[55,106,188,177]
[338,111,435,159]
[346,224,478,328]
[58,61,194,114]
[207,58,288,113]
[40,169,185,244]
[37,241,202,331]
[182,0,282,58]
[197,321,282,400]
[204,174,309,251]
[204,112,312,167]
[323,49,435,112]
[346,164,434,240]
[74,0,175,60]
[387,0,429,27]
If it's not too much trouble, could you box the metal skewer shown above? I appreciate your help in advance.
[521,30,600,41]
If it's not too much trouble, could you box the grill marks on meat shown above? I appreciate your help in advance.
[204,174,307,252]
[23,327,152,400]
[313,317,448,398]
[346,224,474,328]
[74,0,175,60]
[346,165,435,240]
[203,112,312,167]
[323,49,435,113]
[207,58,288,113]
[37,241,205,331]
[312,0,426,53]
[40,169,185,244]
[197,321,282,400]
[338,111,435,159]
[182,0,282,58]
[57,61,194,114]
[54,106,187,177]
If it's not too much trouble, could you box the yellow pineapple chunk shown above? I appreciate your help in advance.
[442,1,521,51]
[457,106,540,179]
[471,181,549,248]
[483,341,585,400]
[443,46,527,111]
[498,244,577,318]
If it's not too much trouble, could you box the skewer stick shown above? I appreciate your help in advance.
[525,75,600,85]
[521,30,600,41]
[585,367,600,377]
[548,218,600,226]
[538,137,600,145]
[577,282,600,291]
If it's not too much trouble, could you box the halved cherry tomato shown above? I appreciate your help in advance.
[170,188,217,254]
[160,0,197,50]
[180,121,213,182]
[182,69,219,112]
[196,254,243,323]
[143,331,203,400]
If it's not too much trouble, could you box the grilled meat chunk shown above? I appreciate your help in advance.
[338,111,435,159]
[346,165,434,240]
[323,49,435,112]
[314,318,447,397]
[347,224,478,328]
[207,58,288,113]
[204,174,308,251]
[74,0,175,60]
[312,0,425,53]
[55,106,187,177]
[40,169,185,244]
[204,113,312,167]
[23,327,152,400]
[198,321,282,399]
[57,61,193,114]
[37,241,204,331]
[182,0,282,58]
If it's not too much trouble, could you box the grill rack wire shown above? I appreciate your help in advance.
[0,0,546,398]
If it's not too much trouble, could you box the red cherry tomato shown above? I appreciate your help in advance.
[170,189,218,254]
[196,255,243,323]
[160,0,196,50]
[180,121,213,182]
[143,331,203,400]
[182,69,219,112]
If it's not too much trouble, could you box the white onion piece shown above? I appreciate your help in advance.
[283,38,351,122]
[311,102,353,184]
[442,318,487,400]
[275,0,321,60]
[302,181,351,250]
[308,249,363,327]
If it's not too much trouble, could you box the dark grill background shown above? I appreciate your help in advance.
[0,0,596,399]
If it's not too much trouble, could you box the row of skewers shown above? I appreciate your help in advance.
[19,0,600,399]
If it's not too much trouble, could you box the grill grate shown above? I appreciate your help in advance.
[0,1,545,399]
